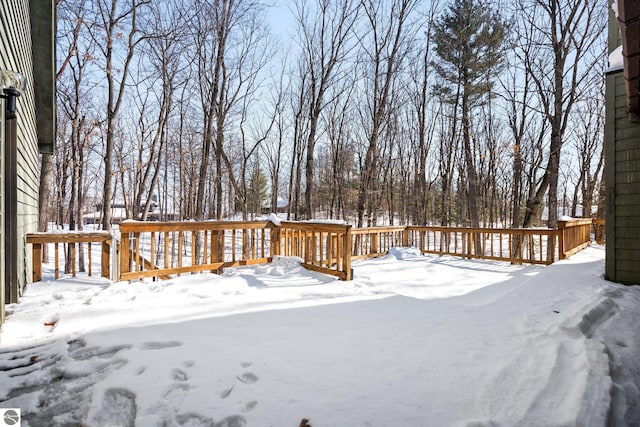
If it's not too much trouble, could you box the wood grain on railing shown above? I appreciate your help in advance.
[351,226,407,259]
[26,231,113,281]
[119,220,276,281]
[557,219,593,259]
[405,226,559,265]
[278,221,352,280]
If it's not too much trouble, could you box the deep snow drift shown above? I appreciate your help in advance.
[1,245,639,426]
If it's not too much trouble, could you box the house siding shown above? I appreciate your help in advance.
[604,0,640,285]
[605,70,640,285]
[0,0,43,325]
[0,109,4,324]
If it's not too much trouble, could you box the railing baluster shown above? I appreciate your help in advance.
[88,242,92,276]
[203,230,208,265]
[54,242,59,279]
[232,229,237,262]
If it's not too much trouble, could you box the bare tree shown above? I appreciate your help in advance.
[519,0,606,230]
[325,81,356,220]
[192,0,271,220]
[232,81,279,219]
[294,0,360,219]
[435,97,459,227]
[130,4,187,220]
[571,100,604,218]
[57,59,92,271]
[356,0,418,227]
[408,0,439,225]
[262,68,289,215]
[88,0,151,230]
[287,64,309,220]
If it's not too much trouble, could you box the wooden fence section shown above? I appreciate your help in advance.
[405,226,559,265]
[557,219,593,259]
[26,232,113,281]
[277,221,352,280]
[119,220,276,281]
[28,218,604,283]
[351,226,407,260]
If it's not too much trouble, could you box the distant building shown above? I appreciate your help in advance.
[261,197,289,215]
[87,199,178,224]
[1,1,56,325]
[605,0,640,284]
[85,204,130,225]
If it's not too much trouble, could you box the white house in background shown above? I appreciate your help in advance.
[85,198,178,224]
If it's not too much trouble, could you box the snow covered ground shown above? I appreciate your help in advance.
[1,244,639,426]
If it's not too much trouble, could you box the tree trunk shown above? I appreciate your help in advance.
[461,93,480,230]
[38,154,53,261]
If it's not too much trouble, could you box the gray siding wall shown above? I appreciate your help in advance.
[605,71,640,284]
[0,108,4,324]
[1,0,41,324]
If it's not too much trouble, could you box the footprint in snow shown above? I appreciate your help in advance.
[220,386,234,399]
[139,341,183,350]
[161,382,190,401]
[214,415,247,427]
[236,372,258,384]
[91,388,137,427]
[67,338,86,352]
[243,400,258,413]
[69,344,131,361]
[172,368,188,382]
[176,412,214,426]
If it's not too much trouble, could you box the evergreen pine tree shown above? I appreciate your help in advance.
[432,0,508,232]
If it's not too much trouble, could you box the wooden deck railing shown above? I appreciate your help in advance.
[277,221,352,280]
[557,219,593,259]
[405,226,559,265]
[119,220,276,281]
[27,218,604,283]
[351,226,407,260]
[26,231,113,281]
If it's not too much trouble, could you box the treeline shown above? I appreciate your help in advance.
[45,0,607,232]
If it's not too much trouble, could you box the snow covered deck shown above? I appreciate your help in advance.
[1,245,638,426]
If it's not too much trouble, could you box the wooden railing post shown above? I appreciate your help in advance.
[557,220,567,260]
[102,240,111,279]
[270,224,281,257]
[343,226,352,280]
[71,243,77,277]
[371,232,378,255]
[32,243,42,282]
[120,232,131,280]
